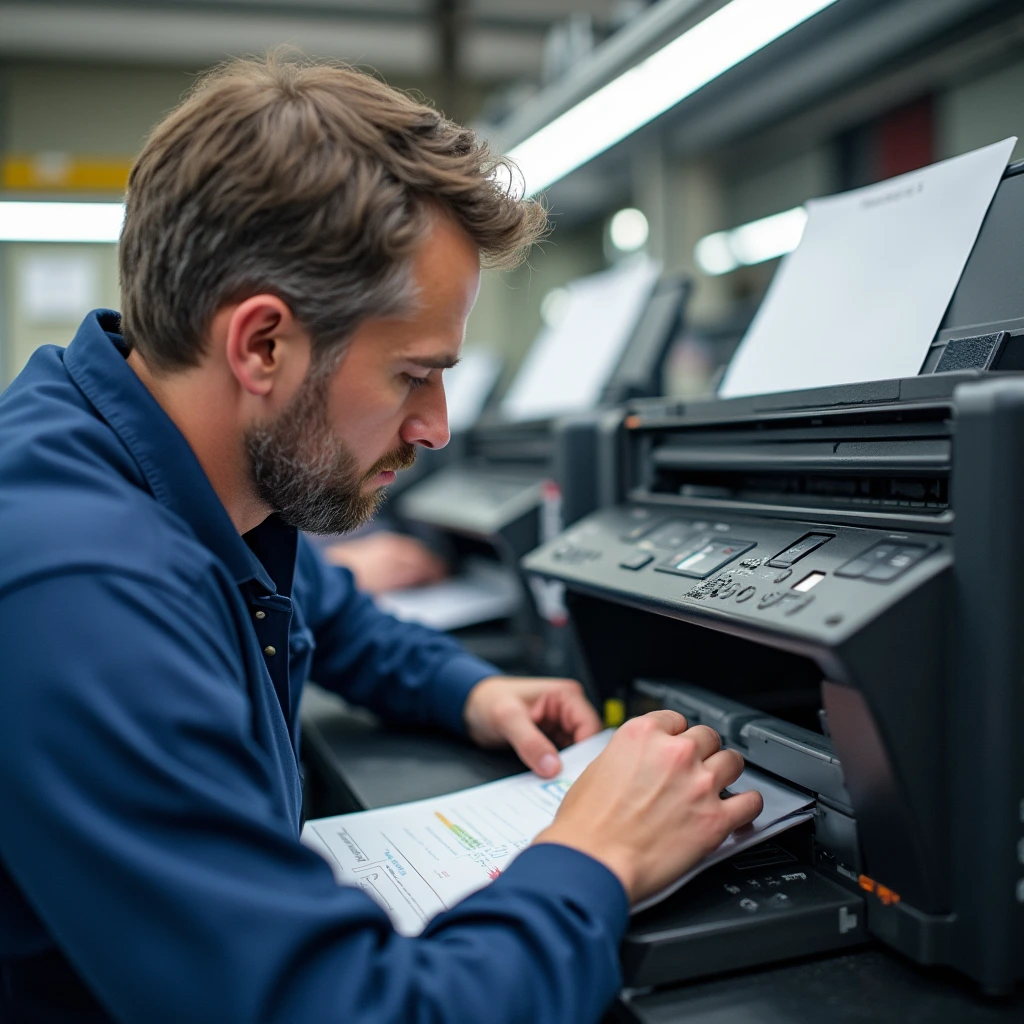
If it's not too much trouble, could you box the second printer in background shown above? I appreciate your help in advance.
[383,257,689,674]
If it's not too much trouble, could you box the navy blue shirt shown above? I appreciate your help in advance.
[0,312,628,1023]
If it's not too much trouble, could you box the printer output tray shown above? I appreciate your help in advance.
[622,842,866,989]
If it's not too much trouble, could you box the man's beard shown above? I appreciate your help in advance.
[245,372,416,536]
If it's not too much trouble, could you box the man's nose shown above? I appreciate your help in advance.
[400,385,450,450]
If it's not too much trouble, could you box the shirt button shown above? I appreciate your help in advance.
[263,645,276,657]
[254,610,266,620]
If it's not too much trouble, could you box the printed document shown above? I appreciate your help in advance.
[719,137,1017,398]
[302,730,813,935]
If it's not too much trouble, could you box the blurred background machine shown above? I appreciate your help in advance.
[388,258,688,676]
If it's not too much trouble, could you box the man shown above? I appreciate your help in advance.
[0,56,762,1023]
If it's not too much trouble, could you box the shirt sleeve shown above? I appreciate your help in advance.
[0,570,628,1024]
[293,535,500,734]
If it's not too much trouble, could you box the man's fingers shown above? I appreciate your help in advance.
[642,709,690,735]
[678,724,722,761]
[557,687,602,741]
[526,682,602,744]
[704,747,745,789]
[499,702,562,778]
[719,787,764,833]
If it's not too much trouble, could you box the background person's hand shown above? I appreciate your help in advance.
[535,711,764,904]
[324,531,448,595]
[463,676,602,778]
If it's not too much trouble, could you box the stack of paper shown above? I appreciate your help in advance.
[302,730,814,936]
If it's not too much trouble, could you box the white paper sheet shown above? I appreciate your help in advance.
[302,729,813,935]
[499,258,660,422]
[374,559,520,632]
[443,349,502,433]
[719,137,1017,399]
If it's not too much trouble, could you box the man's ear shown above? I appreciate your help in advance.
[222,295,310,398]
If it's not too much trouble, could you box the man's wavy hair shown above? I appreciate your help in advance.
[119,52,546,372]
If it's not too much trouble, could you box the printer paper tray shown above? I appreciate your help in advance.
[622,847,866,989]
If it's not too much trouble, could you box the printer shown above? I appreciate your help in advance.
[522,159,1024,995]
[397,259,688,674]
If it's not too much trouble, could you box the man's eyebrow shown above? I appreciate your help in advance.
[404,354,461,370]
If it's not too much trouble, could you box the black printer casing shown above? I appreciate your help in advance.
[523,161,1024,994]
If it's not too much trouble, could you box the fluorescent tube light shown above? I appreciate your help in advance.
[0,201,125,243]
[693,231,738,276]
[508,0,839,196]
[695,205,808,275]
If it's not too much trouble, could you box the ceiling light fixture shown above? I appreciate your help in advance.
[609,207,649,252]
[695,205,808,275]
[0,201,125,244]
[508,0,839,197]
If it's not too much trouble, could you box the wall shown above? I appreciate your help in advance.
[937,57,1024,162]
[1,242,120,381]
[0,61,195,385]
[1,60,193,156]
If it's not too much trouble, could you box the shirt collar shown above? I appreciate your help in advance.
[63,309,292,594]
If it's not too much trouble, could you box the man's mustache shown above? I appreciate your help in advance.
[364,443,417,479]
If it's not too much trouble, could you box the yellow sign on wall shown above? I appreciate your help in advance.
[2,155,132,192]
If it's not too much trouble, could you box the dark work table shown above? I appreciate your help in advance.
[299,686,1024,1023]
[300,683,524,816]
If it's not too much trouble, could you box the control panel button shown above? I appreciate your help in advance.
[766,533,833,569]
[781,594,814,615]
[655,538,755,579]
[644,519,698,549]
[834,543,897,579]
[718,581,740,599]
[863,544,931,582]
[758,591,784,609]
[619,552,654,571]
[553,545,601,564]
[836,541,933,582]
[773,568,793,584]
[735,586,757,603]
[619,512,661,542]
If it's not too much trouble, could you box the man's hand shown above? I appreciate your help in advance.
[324,531,447,595]
[463,676,602,778]
[535,711,763,905]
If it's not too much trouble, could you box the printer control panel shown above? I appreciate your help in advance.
[525,504,950,640]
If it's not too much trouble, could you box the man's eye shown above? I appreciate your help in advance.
[404,373,430,390]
